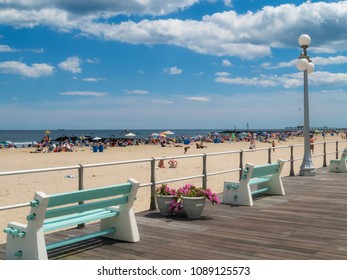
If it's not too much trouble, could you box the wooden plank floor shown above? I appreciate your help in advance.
[1,167,347,260]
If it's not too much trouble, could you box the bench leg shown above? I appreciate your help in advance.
[329,160,341,172]
[222,181,253,206]
[100,208,140,242]
[264,177,285,196]
[5,222,48,260]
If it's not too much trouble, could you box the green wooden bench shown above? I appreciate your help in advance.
[329,148,347,173]
[3,178,140,260]
[222,159,285,206]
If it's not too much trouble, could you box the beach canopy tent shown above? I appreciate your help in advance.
[162,130,175,135]
[151,133,159,138]
[125,133,136,137]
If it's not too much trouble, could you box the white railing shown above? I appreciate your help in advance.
[0,140,345,212]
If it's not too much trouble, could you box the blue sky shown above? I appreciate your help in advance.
[0,0,347,130]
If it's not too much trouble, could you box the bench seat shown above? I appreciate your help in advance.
[43,208,119,232]
[223,159,285,206]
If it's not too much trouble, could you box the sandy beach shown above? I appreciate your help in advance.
[0,134,345,244]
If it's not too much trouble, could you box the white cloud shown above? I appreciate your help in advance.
[313,56,347,66]
[0,45,17,52]
[223,0,233,8]
[1,2,347,58]
[164,66,182,75]
[60,91,107,97]
[215,71,347,89]
[184,97,210,102]
[125,89,149,95]
[221,59,232,67]
[0,61,54,78]
[58,56,82,74]
[85,58,100,64]
[82,77,106,82]
[215,71,230,77]
[264,55,347,70]
[0,0,199,16]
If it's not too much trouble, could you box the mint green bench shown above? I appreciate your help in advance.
[4,179,140,260]
[222,159,285,206]
[329,148,347,173]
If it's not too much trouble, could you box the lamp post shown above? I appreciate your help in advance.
[296,34,316,176]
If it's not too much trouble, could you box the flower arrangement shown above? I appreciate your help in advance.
[155,184,177,196]
[177,184,220,205]
[155,183,220,213]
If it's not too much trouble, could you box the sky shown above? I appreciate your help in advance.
[0,0,347,130]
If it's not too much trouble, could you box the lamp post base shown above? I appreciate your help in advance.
[299,167,316,176]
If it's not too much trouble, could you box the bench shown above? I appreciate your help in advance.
[329,148,347,173]
[3,178,140,260]
[222,159,285,206]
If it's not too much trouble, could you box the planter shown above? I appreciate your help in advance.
[156,195,177,216]
[182,197,206,219]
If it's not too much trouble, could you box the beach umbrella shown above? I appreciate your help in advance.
[162,130,175,135]
[125,133,136,137]
[93,137,102,141]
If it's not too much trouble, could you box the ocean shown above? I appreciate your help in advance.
[0,129,225,143]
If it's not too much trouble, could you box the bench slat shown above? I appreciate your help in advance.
[249,177,271,185]
[43,210,118,232]
[250,163,279,178]
[45,196,128,219]
[47,183,132,207]
[251,187,271,196]
[46,227,116,251]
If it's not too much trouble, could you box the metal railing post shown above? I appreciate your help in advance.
[202,154,207,190]
[78,164,84,228]
[150,157,156,211]
[78,164,84,191]
[268,147,272,164]
[336,141,339,159]
[323,142,327,167]
[290,145,295,176]
[239,150,244,180]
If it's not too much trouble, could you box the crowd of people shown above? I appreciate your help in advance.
[2,130,345,154]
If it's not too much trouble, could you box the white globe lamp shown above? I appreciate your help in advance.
[298,34,311,47]
[296,58,309,71]
[307,62,315,74]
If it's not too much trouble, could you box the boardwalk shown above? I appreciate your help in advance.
[1,167,346,260]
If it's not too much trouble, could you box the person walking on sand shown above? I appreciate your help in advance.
[272,140,276,152]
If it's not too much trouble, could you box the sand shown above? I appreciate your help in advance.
[0,134,345,244]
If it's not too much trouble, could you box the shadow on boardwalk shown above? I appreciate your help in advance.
[1,167,346,260]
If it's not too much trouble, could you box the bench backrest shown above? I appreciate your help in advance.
[249,163,280,178]
[26,180,137,231]
[242,162,280,180]
[44,183,132,219]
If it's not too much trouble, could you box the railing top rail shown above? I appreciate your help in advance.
[0,165,80,177]
[155,153,205,160]
[82,158,152,168]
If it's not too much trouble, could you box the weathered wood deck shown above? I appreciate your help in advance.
[1,167,346,260]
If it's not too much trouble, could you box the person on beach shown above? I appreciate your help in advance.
[158,160,165,168]
[184,146,190,154]
[272,140,276,152]
[168,159,178,168]
[310,135,314,154]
